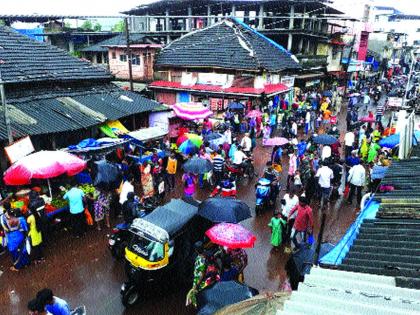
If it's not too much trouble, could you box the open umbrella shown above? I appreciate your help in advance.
[228,102,245,110]
[178,140,200,155]
[246,110,262,118]
[172,102,213,120]
[183,156,213,174]
[197,281,257,315]
[263,137,289,146]
[204,132,223,141]
[323,90,333,98]
[360,116,375,123]
[198,197,251,223]
[92,160,122,190]
[177,133,203,147]
[4,151,86,186]
[313,134,338,145]
[205,223,256,249]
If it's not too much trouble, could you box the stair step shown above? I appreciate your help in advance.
[350,245,420,257]
[347,251,420,265]
[353,239,419,249]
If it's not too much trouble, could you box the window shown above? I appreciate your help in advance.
[119,54,127,62]
[417,28,420,32]
[132,54,141,65]
[111,51,116,59]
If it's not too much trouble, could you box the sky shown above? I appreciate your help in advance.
[1,0,416,16]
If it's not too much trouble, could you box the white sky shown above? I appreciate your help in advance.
[1,0,416,16]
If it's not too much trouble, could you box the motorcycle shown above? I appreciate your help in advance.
[225,158,255,183]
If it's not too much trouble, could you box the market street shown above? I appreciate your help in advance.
[0,105,362,315]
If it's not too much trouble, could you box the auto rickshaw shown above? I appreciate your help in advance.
[120,198,210,307]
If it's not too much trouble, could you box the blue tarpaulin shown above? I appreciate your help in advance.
[319,198,380,265]
[379,130,420,148]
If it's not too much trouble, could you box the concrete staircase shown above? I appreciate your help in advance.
[280,267,420,315]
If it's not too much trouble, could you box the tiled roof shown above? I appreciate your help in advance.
[155,18,301,73]
[80,33,148,53]
[149,80,290,97]
[281,267,420,314]
[0,84,160,140]
[0,26,111,83]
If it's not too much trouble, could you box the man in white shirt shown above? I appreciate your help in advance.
[224,128,232,145]
[305,111,311,135]
[316,162,334,203]
[363,93,370,110]
[240,133,252,153]
[232,146,248,166]
[119,176,135,206]
[347,162,366,206]
[344,131,355,157]
[291,121,298,137]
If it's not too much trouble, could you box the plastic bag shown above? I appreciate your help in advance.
[84,208,93,226]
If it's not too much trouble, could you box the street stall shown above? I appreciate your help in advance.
[3,150,87,218]
[124,126,168,164]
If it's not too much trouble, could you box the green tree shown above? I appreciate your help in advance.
[93,22,102,32]
[111,20,125,32]
[80,20,93,31]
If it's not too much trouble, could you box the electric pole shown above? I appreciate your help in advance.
[125,17,134,92]
[0,68,13,144]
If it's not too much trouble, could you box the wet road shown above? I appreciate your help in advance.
[0,106,359,315]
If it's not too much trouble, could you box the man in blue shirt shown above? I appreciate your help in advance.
[36,288,71,315]
[63,184,85,237]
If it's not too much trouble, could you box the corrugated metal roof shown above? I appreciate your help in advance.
[281,267,420,315]
[80,33,148,53]
[0,87,160,140]
[0,26,111,84]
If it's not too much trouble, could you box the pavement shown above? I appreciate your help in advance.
[0,103,362,315]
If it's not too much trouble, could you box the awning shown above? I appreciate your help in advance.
[294,73,325,80]
[127,126,168,143]
[149,81,290,97]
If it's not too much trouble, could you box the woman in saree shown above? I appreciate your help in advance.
[141,162,155,199]
[1,207,30,271]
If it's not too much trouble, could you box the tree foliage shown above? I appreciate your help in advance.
[111,20,125,32]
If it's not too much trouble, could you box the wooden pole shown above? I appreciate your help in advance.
[125,17,134,92]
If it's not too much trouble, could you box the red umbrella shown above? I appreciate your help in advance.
[360,116,375,123]
[205,223,256,249]
[246,110,262,118]
[4,150,86,186]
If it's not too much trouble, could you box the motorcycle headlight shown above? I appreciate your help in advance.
[109,239,116,246]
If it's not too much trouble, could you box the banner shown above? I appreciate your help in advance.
[5,136,35,164]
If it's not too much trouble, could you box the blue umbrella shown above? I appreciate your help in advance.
[228,102,245,110]
[313,134,338,145]
[323,90,333,98]
[198,197,251,223]
[178,140,199,155]
[182,156,213,174]
[379,131,420,148]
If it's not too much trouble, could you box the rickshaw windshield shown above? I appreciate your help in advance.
[129,234,165,262]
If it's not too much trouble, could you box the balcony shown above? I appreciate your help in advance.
[296,54,328,69]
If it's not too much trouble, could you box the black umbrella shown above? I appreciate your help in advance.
[313,134,338,145]
[198,197,251,223]
[228,102,245,110]
[183,157,213,174]
[204,132,223,141]
[93,160,122,190]
[197,281,256,315]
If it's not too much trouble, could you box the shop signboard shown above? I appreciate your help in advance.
[305,79,321,87]
[388,97,403,108]
[5,136,35,164]
[281,76,295,88]
[209,98,229,111]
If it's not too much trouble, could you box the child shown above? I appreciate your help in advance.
[268,212,287,250]
[294,171,302,192]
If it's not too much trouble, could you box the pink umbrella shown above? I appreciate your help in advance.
[360,116,375,123]
[246,110,262,118]
[263,137,289,146]
[172,102,213,120]
[205,223,256,249]
[4,151,86,188]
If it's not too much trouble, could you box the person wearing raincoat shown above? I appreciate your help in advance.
[359,138,369,161]
[368,142,381,163]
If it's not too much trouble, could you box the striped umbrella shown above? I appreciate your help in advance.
[172,102,213,120]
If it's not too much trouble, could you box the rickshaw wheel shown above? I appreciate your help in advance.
[122,285,140,307]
